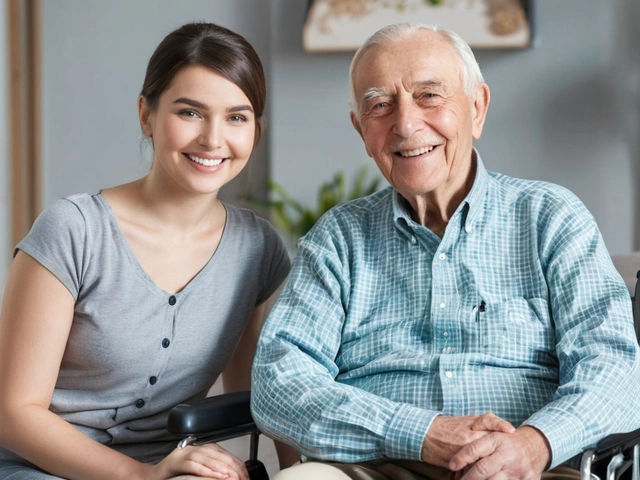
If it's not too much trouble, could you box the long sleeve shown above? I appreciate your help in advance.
[251,212,436,462]
[522,195,640,467]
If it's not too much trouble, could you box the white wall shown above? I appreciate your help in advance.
[0,0,10,293]
[269,0,640,256]
[474,0,636,255]
[616,0,640,248]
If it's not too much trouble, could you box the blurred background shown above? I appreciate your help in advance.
[1,0,639,292]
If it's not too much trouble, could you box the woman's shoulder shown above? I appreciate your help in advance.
[224,203,280,238]
[29,192,106,233]
[43,192,106,219]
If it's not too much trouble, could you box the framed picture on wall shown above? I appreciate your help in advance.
[303,0,533,52]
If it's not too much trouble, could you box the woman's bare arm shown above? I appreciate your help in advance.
[0,252,249,480]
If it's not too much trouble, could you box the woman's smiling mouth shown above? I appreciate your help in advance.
[186,153,225,167]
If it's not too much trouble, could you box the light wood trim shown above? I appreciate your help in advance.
[26,0,42,222]
[8,0,24,248]
[8,0,41,247]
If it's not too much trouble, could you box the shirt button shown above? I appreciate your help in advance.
[162,338,170,348]
[445,371,454,378]
[442,347,452,354]
[411,237,417,245]
[439,253,446,260]
[168,295,177,306]
[443,332,449,337]
[149,376,157,385]
[135,398,145,408]
[465,225,473,233]
[440,303,446,309]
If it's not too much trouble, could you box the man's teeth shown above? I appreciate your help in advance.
[399,146,435,157]
[188,155,223,167]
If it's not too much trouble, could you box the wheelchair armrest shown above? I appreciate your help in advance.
[167,390,257,441]
[591,428,640,461]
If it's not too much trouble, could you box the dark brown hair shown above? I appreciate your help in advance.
[140,22,266,145]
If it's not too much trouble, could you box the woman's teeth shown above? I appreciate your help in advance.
[188,155,223,167]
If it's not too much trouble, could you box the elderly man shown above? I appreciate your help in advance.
[251,23,640,480]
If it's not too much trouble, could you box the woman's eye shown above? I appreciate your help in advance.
[229,115,247,123]
[179,109,200,118]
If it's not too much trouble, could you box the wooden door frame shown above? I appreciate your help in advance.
[7,0,41,247]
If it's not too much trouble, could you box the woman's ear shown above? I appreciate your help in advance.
[138,96,153,138]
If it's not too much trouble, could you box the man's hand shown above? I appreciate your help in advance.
[448,425,551,480]
[421,413,516,467]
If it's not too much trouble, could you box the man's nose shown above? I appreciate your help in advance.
[393,98,423,139]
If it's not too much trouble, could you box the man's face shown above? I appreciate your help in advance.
[351,31,489,203]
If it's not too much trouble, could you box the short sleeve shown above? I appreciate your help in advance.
[15,198,88,299]
[255,219,291,306]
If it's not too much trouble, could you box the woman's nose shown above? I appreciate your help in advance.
[198,120,222,149]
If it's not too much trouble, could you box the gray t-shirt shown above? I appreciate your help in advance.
[4,192,291,463]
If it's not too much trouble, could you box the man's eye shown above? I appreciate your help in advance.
[366,101,393,118]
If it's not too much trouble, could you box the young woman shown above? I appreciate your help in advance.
[0,22,291,480]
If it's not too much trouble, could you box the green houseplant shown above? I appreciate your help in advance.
[249,165,382,245]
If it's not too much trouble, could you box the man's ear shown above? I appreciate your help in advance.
[350,111,362,137]
[138,96,153,138]
[471,83,490,140]
[351,112,373,158]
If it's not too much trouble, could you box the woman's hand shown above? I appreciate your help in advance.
[147,443,250,480]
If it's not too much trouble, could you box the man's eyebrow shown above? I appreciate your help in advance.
[362,87,393,104]
[415,80,447,91]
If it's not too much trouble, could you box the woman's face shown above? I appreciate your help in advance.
[139,65,256,197]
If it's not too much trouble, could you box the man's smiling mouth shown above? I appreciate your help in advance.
[396,145,436,158]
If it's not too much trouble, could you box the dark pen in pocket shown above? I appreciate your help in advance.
[470,300,486,322]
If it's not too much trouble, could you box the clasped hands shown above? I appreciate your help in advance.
[421,413,551,480]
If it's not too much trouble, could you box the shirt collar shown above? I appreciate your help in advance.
[392,148,489,234]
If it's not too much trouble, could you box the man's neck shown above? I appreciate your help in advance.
[405,153,477,236]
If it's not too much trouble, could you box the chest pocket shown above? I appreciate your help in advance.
[479,298,553,358]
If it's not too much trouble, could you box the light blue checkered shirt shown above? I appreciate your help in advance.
[252,152,640,468]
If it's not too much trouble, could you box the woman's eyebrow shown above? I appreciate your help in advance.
[172,97,208,109]
[172,98,254,114]
[227,104,254,113]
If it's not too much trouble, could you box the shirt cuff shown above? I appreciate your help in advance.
[382,403,438,461]
[524,409,586,468]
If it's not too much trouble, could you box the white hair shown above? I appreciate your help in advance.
[348,23,484,118]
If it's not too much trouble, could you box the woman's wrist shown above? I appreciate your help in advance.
[123,459,154,480]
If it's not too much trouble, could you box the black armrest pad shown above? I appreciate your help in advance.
[167,391,254,436]
[594,427,640,454]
